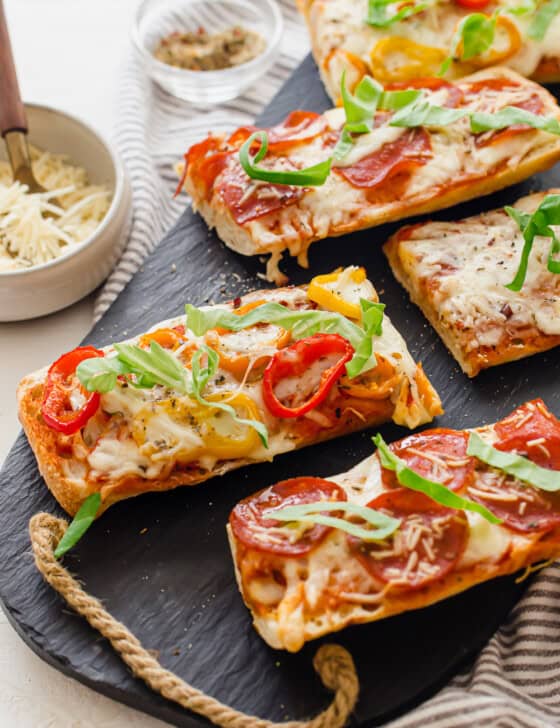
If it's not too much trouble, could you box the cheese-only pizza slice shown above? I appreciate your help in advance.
[18,267,441,516]
[228,400,560,651]
[179,67,560,283]
[384,189,560,377]
[297,0,560,103]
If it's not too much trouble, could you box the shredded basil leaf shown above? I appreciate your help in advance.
[54,493,101,559]
[389,99,467,128]
[341,73,382,133]
[374,434,502,524]
[528,0,560,39]
[265,501,401,541]
[77,341,189,394]
[504,193,560,290]
[366,0,429,27]
[185,298,385,378]
[189,345,269,447]
[239,130,332,187]
[470,106,560,135]
[468,431,560,492]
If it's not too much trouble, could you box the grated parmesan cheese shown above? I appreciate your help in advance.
[0,145,111,272]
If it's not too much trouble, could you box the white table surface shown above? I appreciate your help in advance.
[0,1,166,725]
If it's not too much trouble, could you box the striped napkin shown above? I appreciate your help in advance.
[96,2,560,725]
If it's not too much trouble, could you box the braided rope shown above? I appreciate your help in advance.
[29,513,359,728]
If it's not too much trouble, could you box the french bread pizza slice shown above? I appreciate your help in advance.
[18,267,441,517]
[298,0,560,102]
[178,67,560,283]
[384,189,560,376]
[228,400,560,651]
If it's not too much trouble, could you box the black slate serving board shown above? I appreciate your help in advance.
[2,55,560,728]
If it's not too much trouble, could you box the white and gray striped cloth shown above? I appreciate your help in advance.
[96,2,560,725]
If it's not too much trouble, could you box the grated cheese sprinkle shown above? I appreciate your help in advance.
[0,145,111,272]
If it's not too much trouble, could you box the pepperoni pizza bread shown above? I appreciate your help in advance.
[18,267,441,516]
[228,400,560,651]
[178,67,560,282]
[384,189,560,377]
[298,0,560,103]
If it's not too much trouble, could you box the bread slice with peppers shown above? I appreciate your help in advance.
[297,0,560,103]
[18,267,442,517]
[177,66,560,283]
[228,399,560,652]
[384,189,560,376]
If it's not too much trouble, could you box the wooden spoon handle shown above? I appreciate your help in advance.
[0,0,27,136]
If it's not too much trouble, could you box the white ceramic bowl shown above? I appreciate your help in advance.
[132,0,283,105]
[0,103,131,322]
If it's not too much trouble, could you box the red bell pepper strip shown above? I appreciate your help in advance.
[262,333,354,418]
[454,0,490,8]
[41,346,104,435]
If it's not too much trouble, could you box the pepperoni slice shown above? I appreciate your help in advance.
[381,429,475,492]
[349,489,468,591]
[230,477,347,556]
[267,111,327,151]
[183,136,230,201]
[476,94,545,147]
[385,78,463,108]
[216,158,305,224]
[467,475,560,534]
[494,400,560,470]
[466,400,560,534]
[336,128,431,190]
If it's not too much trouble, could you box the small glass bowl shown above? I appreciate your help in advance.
[132,0,283,105]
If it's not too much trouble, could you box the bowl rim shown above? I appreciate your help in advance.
[0,102,127,279]
[131,0,284,82]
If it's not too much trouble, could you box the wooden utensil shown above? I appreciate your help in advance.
[0,0,57,202]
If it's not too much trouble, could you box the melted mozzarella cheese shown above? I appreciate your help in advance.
[335,126,406,167]
[458,512,512,569]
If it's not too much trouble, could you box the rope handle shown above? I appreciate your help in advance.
[29,513,359,728]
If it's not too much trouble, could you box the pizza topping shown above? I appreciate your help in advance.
[139,327,186,351]
[335,128,431,189]
[42,346,105,435]
[374,433,501,523]
[185,296,385,379]
[446,13,521,73]
[267,111,327,151]
[217,158,305,224]
[205,300,291,378]
[230,477,348,555]
[466,469,560,533]
[349,489,469,590]
[307,266,377,319]
[468,430,560,492]
[493,400,560,469]
[238,131,332,187]
[503,193,560,291]
[382,429,475,492]
[369,38,447,84]
[385,78,463,109]
[262,333,354,418]
[193,391,263,459]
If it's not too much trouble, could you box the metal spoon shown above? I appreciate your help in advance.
[0,0,59,206]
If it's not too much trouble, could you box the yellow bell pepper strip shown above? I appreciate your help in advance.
[459,15,521,68]
[307,267,377,320]
[206,299,291,379]
[195,391,263,459]
[338,353,399,399]
[369,38,446,84]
